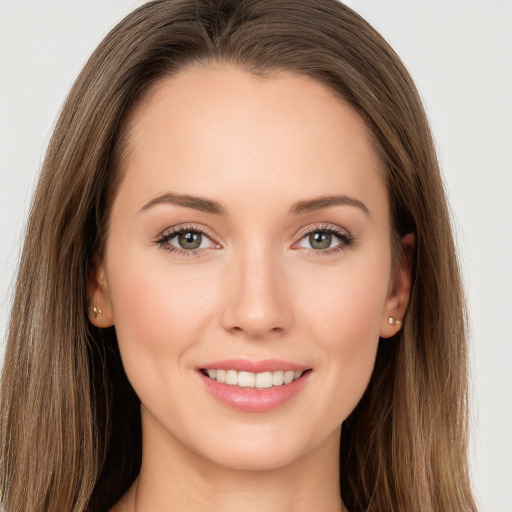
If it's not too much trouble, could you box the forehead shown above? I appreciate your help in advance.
[115,64,388,219]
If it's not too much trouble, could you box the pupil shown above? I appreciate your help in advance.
[178,232,202,249]
[309,231,331,250]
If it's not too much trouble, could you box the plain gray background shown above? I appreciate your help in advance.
[1,1,511,510]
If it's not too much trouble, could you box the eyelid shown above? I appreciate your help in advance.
[294,223,351,241]
[157,223,219,242]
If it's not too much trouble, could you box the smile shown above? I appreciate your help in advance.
[201,369,304,389]
[198,361,312,412]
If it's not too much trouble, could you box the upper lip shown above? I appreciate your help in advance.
[198,359,311,373]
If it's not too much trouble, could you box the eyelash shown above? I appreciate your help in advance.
[154,224,354,257]
[294,224,354,256]
[154,224,218,257]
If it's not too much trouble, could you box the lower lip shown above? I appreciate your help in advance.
[199,371,311,412]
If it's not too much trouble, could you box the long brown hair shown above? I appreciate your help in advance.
[0,1,477,511]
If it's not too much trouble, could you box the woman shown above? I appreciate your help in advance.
[0,1,477,511]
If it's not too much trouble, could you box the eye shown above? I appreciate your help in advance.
[294,225,354,254]
[155,225,219,255]
[171,230,209,250]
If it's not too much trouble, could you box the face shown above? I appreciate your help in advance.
[89,64,412,472]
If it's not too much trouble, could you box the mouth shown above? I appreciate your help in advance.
[198,362,312,412]
[200,368,309,389]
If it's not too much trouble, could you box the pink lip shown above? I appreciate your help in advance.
[199,358,310,373]
[197,359,312,413]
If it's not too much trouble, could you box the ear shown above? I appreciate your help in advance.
[379,232,415,338]
[87,255,115,328]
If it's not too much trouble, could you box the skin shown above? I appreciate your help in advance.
[89,64,413,512]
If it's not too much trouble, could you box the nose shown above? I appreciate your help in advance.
[220,244,293,339]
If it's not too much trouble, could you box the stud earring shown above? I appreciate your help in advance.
[92,306,102,318]
[388,316,402,326]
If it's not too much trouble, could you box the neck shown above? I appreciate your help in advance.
[124,410,346,512]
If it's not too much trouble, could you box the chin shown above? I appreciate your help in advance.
[187,422,340,473]
[200,445,307,472]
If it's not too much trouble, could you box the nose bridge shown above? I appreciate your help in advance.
[221,238,292,338]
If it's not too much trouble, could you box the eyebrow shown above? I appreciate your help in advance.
[288,194,370,217]
[140,192,227,215]
[139,192,370,218]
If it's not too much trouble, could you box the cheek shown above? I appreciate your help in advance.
[301,255,390,346]
[298,255,390,418]
[103,242,220,384]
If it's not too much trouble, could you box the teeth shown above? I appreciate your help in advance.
[226,369,238,385]
[238,371,255,388]
[284,370,295,384]
[255,371,273,389]
[205,369,304,388]
[272,371,284,386]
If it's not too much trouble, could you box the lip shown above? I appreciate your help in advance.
[199,358,310,373]
[197,359,312,413]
